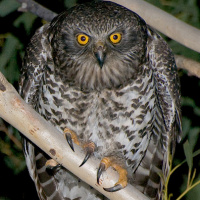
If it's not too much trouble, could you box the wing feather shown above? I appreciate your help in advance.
[19,24,67,200]
[147,26,182,148]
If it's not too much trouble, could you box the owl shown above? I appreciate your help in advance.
[19,1,181,200]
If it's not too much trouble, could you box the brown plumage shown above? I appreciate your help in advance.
[19,1,181,200]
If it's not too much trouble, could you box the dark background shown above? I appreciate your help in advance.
[0,0,200,199]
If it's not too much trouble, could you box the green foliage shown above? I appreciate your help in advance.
[0,34,20,83]
[0,119,25,174]
[0,0,20,17]
[13,12,37,34]
[64,0,77,8]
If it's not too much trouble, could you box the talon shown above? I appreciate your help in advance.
[65,132,74,151]
[104,184,123,192]
[97,157,128,192]
[64,128,80,151]
[97,162,106,184]
[45,159,61,174]
[79,142,95,167]
[79,148,92,167]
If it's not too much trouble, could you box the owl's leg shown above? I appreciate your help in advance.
[64,128,95,167]
[97,157,128,192]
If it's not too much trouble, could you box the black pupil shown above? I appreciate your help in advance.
[81,36,86,41]
[113,35,118,40]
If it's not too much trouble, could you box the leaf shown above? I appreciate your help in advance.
[0,34,18,69]
[64,0,77,8]
[188,127,200,151]
[0,34,20,83]
[181,97,196,107]
[183,140,193,171]
[0,0,19,17]
[193,149,200,157]
[181,117,191,141]
[13,12,37,34]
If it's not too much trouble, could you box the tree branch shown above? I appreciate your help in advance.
[0,71,149,200]
[16,0,57,21]
[106,0,200,53]
[175,55,200,78]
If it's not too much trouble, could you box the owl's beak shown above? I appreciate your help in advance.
[94,42,106,68]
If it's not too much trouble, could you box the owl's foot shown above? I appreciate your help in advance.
[64,128,80,152]
[97,157,128,192]
[64,128,95,166]
[45,159,61,174]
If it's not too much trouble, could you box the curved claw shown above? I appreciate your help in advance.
[79,142,95,167]
[65,132,74,152]
[97,163,106,184]
[46,161,62,175]
[79,149,92,167]
[103,184,123,192]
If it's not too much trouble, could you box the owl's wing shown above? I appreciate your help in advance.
[19,25,67,200]
[147,27,182,149]
[19,25,48,105]
[134,27,182,199]
[19,24,48,178]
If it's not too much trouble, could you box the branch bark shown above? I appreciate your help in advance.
[106,0,200,53]
[175,55,200,78]
[0,71,149,200]
[17,0,57,21]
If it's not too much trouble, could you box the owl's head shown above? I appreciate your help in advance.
[48,1,148,91]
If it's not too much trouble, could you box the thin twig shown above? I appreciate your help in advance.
[0,120,22,149]
[16,0,57,21]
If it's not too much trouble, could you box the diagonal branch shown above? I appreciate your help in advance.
[0,72,149,200]
[106,0,200,53]
[16,0,57,21]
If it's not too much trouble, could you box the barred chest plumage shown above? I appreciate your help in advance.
[37,64,157,175]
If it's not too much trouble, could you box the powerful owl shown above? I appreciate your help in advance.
[19,1,181,200]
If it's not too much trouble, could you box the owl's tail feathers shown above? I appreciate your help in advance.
[23,139,67,200]
[34,151,67,200]
[132,136,167,200]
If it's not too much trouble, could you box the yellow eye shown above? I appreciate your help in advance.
[77,34,89,45]
[109,33,122,44]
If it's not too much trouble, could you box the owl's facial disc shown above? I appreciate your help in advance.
[93,41,106,68]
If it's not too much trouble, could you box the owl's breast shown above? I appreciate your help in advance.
[38,68,156,160]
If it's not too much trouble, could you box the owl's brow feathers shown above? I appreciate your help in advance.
[48,2,148,91]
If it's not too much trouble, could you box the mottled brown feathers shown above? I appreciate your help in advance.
[19,1,181,200]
